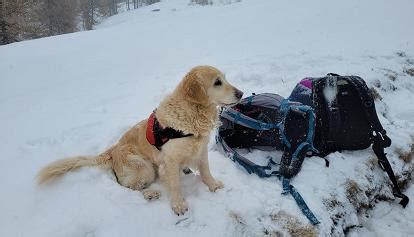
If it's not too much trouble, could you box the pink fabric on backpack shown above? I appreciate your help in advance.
[299,78,312,89]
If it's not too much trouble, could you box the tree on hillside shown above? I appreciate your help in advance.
[79,0,119,30]
[0,0,160,45]
[111,0,117,15]
[37,0,79,36]
[190,0,212,5]
[145,0,160,5]
[99,0,118,17]
[79,0,96,30]
[0,0,42,45]
[0,0,15,44]
[131,0,160,9]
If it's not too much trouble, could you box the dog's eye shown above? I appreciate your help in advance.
[214,79,222,86]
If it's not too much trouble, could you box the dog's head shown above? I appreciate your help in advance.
[180,66,243,106]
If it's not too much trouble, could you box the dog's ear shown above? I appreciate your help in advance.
[182,70,208,105]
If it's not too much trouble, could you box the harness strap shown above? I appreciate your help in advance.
[146,113,157,146]
[146,112,193,150]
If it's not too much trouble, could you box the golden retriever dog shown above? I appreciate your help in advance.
[37,65,243,215]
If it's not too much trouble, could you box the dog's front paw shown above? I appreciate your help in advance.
[207,180,224,192]
[142,189,160,201]
[171,199,189,216]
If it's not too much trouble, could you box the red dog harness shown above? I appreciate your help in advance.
[146,112,193,150]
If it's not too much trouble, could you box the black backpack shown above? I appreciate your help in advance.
[216,74,409,225]
[290,74,379,155]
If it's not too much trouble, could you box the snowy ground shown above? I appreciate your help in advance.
[1,0,413,236]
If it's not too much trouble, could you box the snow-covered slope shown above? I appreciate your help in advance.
[1,0,413,236]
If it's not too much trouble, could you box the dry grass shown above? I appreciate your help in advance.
[229,211,245,225]
[366,156,377,171]
[406,58,414,65]
[396,51,407,57]
[345,180,361,196]
[370,87,382,101]
[378,68,398,81]
[345,179,369,210]
[262,229,284,237]
[404,68,414,77]
[228,211,251,236]
[270,211,318,237]
[395,170,413,190]
[395,143,414,163]
[324,197,341,210]
[387,73,397,81]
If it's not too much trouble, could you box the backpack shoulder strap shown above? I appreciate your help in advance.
[373,138,409,207]
[221,107,279,131]
[340,76,388,137]
[216,132,320,225]
[282,178,320,225]
[278,100,319,178]
[323,75,342,151]
[340,76,409,207]
[215,133,275,177]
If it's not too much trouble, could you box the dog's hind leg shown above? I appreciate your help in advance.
[111,146,160,200]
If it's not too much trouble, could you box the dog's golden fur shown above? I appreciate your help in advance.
[37,65,242,215]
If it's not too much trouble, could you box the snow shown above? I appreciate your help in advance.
[349,185,414,237]
[0,0,414,236]
[322,76,337,106]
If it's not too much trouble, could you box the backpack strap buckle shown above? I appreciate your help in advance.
[374,130,391,148]
[393,191,409,208]
[373,135,409,208]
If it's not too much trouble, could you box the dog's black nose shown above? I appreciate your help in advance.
[235,89,244,99]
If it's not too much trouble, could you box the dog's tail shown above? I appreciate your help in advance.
[37,153,112,185]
